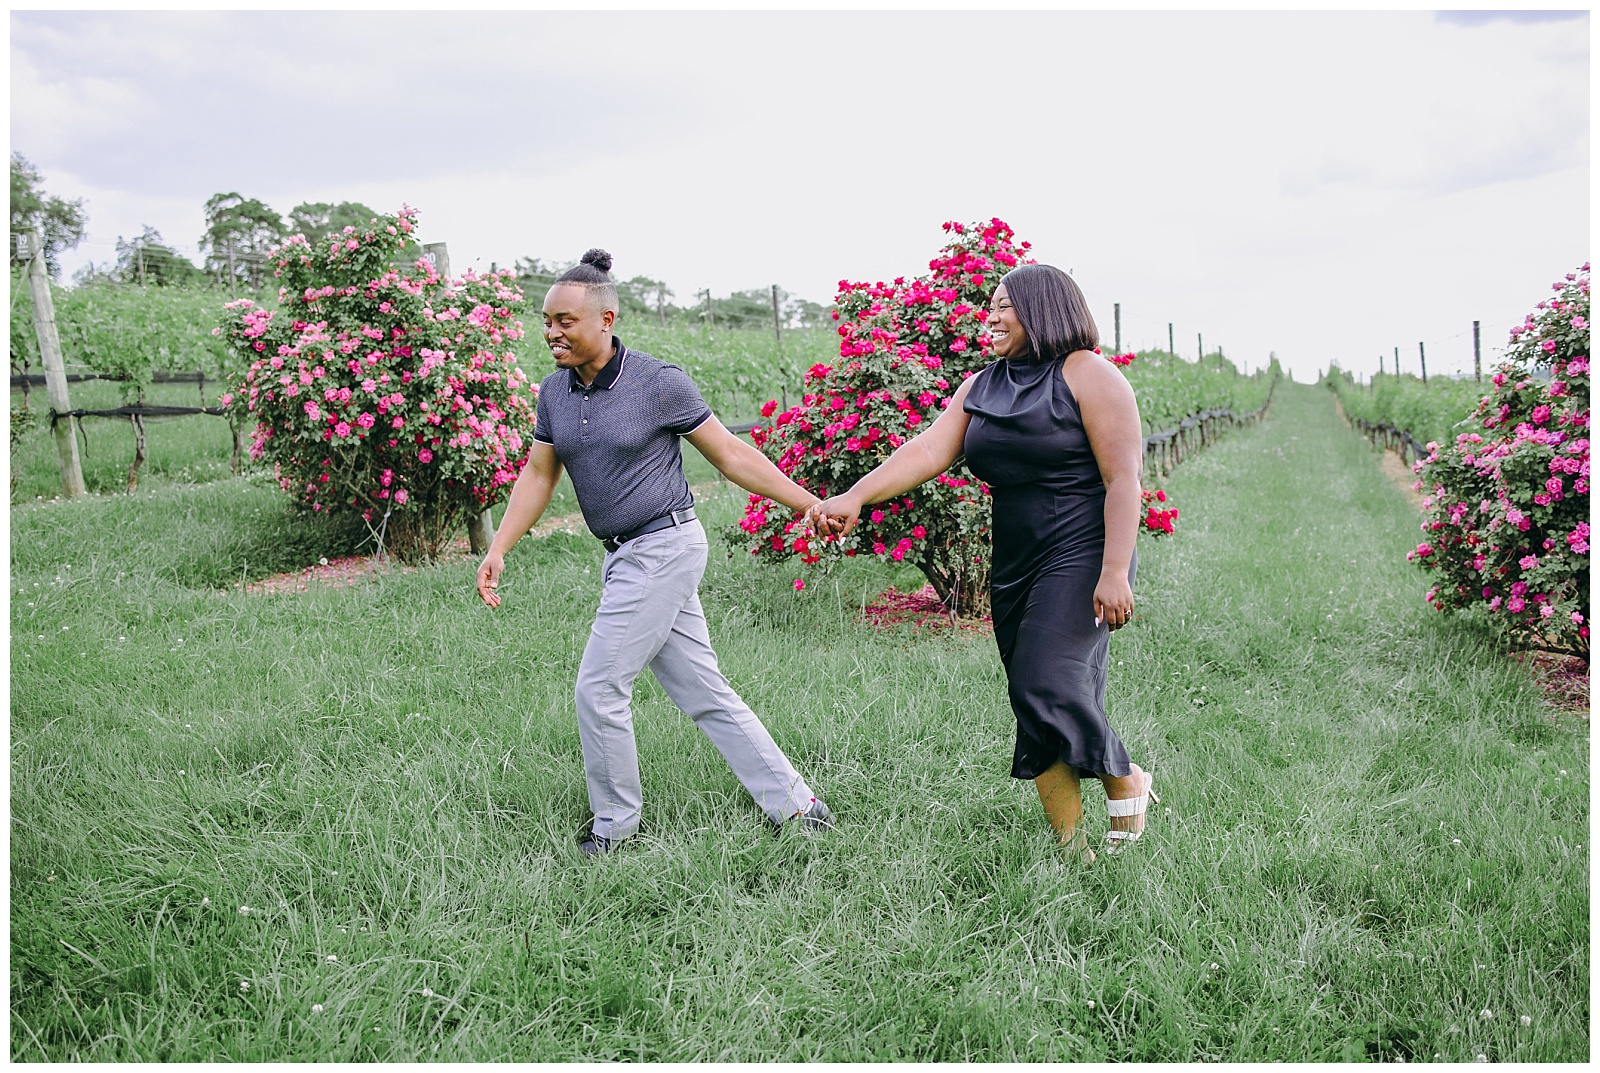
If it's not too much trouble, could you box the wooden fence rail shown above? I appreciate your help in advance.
[1347,414,1432,466]
[1140,372,1279,477]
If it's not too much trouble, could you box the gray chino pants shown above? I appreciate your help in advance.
[575,518,814,841]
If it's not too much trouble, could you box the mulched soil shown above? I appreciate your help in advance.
[1514,650,1591,717]
[859,583,992,634]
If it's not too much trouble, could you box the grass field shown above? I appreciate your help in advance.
[9,382,1588,1060]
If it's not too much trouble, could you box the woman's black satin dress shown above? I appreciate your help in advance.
[963,355,1134,780]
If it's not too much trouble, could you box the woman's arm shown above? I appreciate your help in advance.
[1066,354,1144,630]
[809,374,978,534]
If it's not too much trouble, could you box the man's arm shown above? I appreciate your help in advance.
[683,418,821,514]
[477,440,563,607]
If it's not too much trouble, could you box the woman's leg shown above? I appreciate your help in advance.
[1099,762,1151,839]
[1035,760,1092,860]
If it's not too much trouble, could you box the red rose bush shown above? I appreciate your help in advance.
[217,208,538,562]
[734,219,1030,615]
[1410,263,1589,657]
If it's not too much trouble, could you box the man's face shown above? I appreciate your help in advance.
[542,283,615,369]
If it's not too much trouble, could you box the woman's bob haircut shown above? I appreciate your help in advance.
[998,263,1099,363]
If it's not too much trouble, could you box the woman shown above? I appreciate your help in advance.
[807,264,1155,861]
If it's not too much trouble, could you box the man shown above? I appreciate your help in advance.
[476,249,831,856]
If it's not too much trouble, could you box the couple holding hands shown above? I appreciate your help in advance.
[477,249,1154,863]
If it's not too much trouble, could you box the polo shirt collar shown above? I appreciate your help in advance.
[569,337,627,392]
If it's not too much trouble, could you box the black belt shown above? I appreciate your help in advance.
[601,507,697,554]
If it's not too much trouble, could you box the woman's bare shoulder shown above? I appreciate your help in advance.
[1061,351,1134,402]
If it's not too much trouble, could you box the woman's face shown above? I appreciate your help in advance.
[986,284,1029,360]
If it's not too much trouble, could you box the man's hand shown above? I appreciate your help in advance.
[476,552,505,608]
[806,494,862,537]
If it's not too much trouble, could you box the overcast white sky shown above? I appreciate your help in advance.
[10,7,1590,383]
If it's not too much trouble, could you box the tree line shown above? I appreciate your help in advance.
[10,153,830,330]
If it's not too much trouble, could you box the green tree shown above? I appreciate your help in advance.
[10,152,86,277]
[619,275,677,325]
[286,200,378,242]
[199,193,284,291]
[113,226,206,287]
[788,295,832,330]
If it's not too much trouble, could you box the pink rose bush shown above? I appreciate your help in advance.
[1411,263,1589,657]
[217,208,538,562]
[735,219,1032,615]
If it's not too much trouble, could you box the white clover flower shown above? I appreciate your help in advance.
[1453,838,1462,845]
[1519,1015,1532,1026]
[326,954,337,963]
[1559,770,1567,777]
[311,1003,323,1014]
[422,987,434,997]
[201,897,209,906]
[239,980,250,992]
[1480,1008,1494,1020]
[1475,1055,1487,1063]
[238,905,250,915]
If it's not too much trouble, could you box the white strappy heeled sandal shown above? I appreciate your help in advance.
[1104,768,1160,854]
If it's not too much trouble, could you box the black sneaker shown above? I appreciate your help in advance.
[778,797,834,835]
[578,833,616,858]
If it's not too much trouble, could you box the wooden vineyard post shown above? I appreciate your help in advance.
[1394,345,1400,376]
[1198,333,1204,361]
[1419,341,1427,386]
[1168,322,1174,356]
[127,414,147,491]
[425,241,497,556]
[771,284,782,345]
[1114,303,1121,354]
[27,229,87,498]
[227,239,238,302]
[1473,321,1481,383]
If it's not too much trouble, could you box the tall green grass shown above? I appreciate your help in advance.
[10,382,1586,1060]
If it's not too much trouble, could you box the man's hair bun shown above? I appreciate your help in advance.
[579,248,613,273]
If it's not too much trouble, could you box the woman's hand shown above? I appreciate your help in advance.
[476,552,505,608]
[1093,569,1134,631]
[807,494,862,537]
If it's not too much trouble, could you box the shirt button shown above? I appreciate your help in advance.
[583,419,588,424]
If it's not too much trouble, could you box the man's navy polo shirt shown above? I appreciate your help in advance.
[533,338,714,540]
